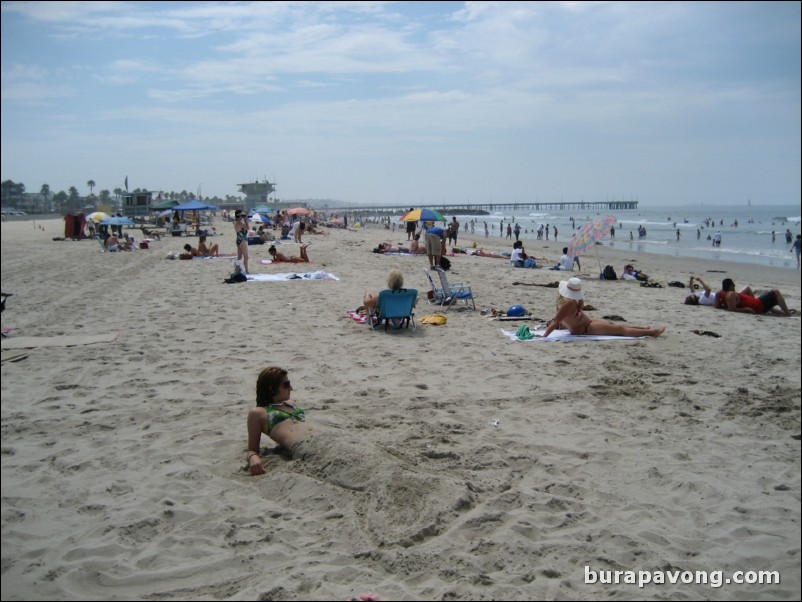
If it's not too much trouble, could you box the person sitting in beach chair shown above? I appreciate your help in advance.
[268,244,311,263]
[369,269,418,331]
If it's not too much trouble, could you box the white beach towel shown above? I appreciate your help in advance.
[247,271,339,282]
[501,328,644,342]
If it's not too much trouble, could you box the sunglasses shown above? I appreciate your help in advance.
[280,380,292,389]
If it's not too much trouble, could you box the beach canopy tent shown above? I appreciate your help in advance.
[249,212,273,225]
[63,212,87,240]
[172,200,218,212]
[151,198,179,210]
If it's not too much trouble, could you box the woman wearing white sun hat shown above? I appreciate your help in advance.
[538,277,666,338]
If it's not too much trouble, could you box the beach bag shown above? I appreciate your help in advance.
[634,271,649,282]
[601,265,617,280]
[439,256,451,271]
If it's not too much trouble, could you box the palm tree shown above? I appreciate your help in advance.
[87,180,96,196]
[40,183,51,212]
[68,186,80,210]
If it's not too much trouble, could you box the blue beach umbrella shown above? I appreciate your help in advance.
[99,216,136,226]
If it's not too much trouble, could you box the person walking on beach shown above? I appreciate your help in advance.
[792,234,801,269]
[506,223,512,239]
[713,230,722,247]
[513,222,521,241]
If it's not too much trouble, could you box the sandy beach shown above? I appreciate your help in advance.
[2,217,800,601]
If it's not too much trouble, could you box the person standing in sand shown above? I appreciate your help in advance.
[234,210,250,274]
[425,222,445,270]
[405,208,416,240]
[537,277,666,337]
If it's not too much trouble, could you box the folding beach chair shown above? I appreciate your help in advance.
[423,269,448,306]
[369,288,418,332]
[434,267,475,310]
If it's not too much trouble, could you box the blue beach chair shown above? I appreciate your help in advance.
[369,289,418,332]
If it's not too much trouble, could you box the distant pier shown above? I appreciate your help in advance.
[331,200,637,214]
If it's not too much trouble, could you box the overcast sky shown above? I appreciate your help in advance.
[2,1,800,206]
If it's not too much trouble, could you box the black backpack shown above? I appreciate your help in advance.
[439,256,451,271]
[601,265,617,280]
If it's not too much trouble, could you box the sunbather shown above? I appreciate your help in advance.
[538,277,666,337]
[244,366,472,545]
[268,244,310,263]
[197,235,219,257]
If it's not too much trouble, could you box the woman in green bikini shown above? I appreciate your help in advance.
[246,366,314,475]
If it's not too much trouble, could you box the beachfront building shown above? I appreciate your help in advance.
[122,191,154,217]
[238,179,276,212]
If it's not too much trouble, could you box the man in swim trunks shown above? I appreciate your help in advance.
[715,278,792,316]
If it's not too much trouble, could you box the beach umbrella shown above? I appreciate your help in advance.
[99,216,136,227]
[569,215,616,272]
[286,207,313,216]
[400,208,445,223]
[86,211,111,223]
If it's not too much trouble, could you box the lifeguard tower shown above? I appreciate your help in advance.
[238,179,276,212]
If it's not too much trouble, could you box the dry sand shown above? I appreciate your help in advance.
[2,217,800,601]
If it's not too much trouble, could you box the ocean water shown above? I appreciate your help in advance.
[452,204,801,270]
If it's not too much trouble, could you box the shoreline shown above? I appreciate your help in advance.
[2,217,800,601]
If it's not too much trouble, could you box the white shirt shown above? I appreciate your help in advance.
[511,248,525,263]
[559,254,573,271]
[694,291,716,306]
